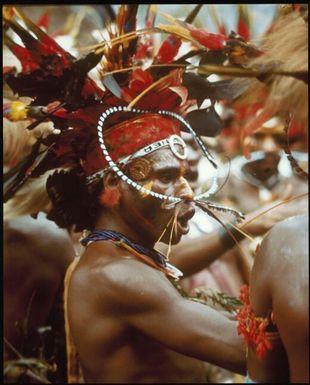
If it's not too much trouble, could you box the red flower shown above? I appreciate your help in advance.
[236,285,274,359]
[239,284,249,303]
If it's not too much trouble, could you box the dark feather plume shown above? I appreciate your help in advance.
[186,106,224,137]
[3,140,50,203]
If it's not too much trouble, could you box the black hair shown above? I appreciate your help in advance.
[46,167,103,232]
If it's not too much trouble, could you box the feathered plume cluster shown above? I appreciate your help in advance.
[3,4,308,203]
[218,5,308,181]
[246,9,308,132]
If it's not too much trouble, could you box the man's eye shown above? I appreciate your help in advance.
[184,169,198,182]
[159,173,173,183]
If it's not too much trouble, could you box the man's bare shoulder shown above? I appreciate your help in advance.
[4,213,74,271]
[73,247,181,314]
[267,214,308,236]
[251,215,308,303]
[4,213,70,243]
[260,214,308,265]
[270,215,309,361]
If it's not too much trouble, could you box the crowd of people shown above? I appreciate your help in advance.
[3,4,308,384]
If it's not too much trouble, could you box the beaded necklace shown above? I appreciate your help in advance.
[81,229,183,280]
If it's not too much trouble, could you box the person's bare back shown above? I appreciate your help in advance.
[248,214,309,383]
[68,239,244,383]
[4,213,75,381]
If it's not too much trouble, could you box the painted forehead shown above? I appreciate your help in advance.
[144,147,188,171]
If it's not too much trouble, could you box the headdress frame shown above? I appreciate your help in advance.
[93,105,219,204]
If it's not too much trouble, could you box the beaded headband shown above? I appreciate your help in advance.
[95,106,219,203]
[86,134,188,185]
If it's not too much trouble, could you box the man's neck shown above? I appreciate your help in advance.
[94,210,155,249]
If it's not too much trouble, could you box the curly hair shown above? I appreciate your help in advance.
[46,167,104,232]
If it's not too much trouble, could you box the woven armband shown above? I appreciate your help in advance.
[218,223,245,249]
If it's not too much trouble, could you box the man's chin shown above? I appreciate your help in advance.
[160,232,182,246]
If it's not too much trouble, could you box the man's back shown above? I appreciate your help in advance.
[4,213,75,380]
[248,214,309,383]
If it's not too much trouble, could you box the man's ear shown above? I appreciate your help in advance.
[104,170,120,188]
[100,171,121,208]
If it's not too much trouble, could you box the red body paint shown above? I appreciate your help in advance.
[100,188,121,208]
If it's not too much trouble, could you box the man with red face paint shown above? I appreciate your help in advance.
[43,110,246,383]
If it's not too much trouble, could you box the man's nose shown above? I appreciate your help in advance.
[262,135,278,153]
[176,177,194,202]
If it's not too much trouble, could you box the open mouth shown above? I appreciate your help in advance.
[176,206,195,235]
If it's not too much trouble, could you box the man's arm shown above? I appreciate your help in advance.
[249,214,309,383]
[97,259,246,375]
[169,198,308,277]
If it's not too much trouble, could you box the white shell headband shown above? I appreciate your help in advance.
[87,134,188,186]
[93,106,219,203]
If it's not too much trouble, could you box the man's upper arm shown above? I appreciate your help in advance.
[250,215,309,382]
[269,217,309,381]
[249,232,273,308]
[99,259,246,374]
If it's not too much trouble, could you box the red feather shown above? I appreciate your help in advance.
[10,43,40,73]
[156,35,182,63]
[81,78,105,100]
[5,8,72,74]
[3,66,16,75]
[36,11,49,31]
[129,69,154,92]
[190,28,227,50]
[237,19,250,41]
[218,25,227,36]
[237,5,250,41]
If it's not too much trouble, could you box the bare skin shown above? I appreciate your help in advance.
[248,214,309,383]
[4,213,75,381]
[169,197,308,278]
[168,133,307,292]
[68,148,246,383]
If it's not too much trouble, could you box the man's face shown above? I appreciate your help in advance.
[246,131,284,154]
[119,147,195,245]
[181,132,202,192]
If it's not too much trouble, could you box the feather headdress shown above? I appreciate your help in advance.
[227,5,308,181]
[3,4,238,203]
[4,5,306,226]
